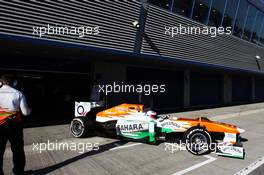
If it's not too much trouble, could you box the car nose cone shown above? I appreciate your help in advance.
[237,127,245,134]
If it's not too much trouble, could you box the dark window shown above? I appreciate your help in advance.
[233,0,249,37]
[148,0,171,10]
[192,0,212,24]
[232,76,251,102]
[208,0,225,27]
[222,0,240,31]
[260,28,264,46]
[252,12,264,44]
[190,72,222,106]
[172,0,194,18]
[242,5,257,41]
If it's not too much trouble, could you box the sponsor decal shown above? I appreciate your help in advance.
[77,105,85,115]
[117,123,144,131]
[161,121,181,128]
[221,146,243,154]
[74,102,91,117]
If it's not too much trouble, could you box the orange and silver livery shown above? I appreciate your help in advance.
[95,103,245,135]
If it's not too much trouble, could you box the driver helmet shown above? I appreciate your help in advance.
[146,110,157,119]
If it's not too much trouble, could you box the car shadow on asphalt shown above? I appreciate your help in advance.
[24,140,128,175]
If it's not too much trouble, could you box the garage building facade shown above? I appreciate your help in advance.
[1,0,264,123]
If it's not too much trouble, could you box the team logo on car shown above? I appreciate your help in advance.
[161,121,181,128]
[117,123,144,131]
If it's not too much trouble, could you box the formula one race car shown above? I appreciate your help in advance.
[70,102,246,159]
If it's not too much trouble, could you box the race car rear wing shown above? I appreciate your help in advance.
[75,101,104,117]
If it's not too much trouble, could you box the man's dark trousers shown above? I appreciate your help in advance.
[0,122,25,175]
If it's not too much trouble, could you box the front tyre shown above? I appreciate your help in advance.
[184,127,212,155]
[70,117,94,138]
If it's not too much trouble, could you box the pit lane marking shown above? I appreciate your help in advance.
[234,156,264,175]
[171,155,217,175]
[110,142,217,175]
[109,143,143,151]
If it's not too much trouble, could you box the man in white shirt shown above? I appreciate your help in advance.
[0,75,31,175]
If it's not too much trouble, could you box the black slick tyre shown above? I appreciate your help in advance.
[184,127,212,155]
[70,117,94,138]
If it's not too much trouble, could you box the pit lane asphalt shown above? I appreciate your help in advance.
[3,102,264,175]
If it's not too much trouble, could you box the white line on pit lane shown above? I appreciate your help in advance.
[234,156,264,175]
[164,143,217,175]
[172,155,217,175]
[110,142,217,174]
[109,143,143,151]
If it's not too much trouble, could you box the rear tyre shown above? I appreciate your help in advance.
[184,127,212,155]
[70,117,94,138]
